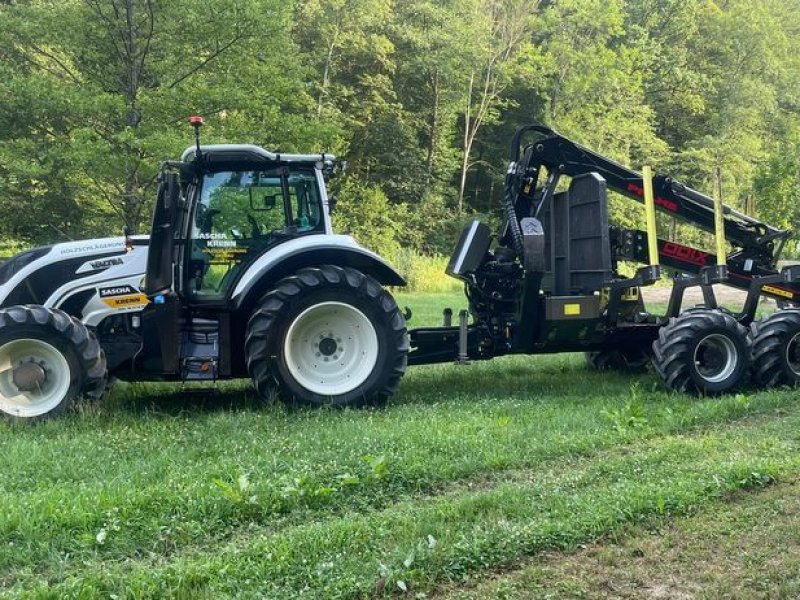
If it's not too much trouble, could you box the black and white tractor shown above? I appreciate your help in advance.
[0,117,408,419]
[3,119,800,420]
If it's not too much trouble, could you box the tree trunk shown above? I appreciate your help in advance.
[425,69,440,187]
[318,36,337,118]
[123,0,142,232]
[458,71,475,214]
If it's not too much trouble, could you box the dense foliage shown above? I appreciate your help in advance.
[0,0,799,258]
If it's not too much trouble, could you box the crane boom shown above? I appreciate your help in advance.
[505,125,798,302]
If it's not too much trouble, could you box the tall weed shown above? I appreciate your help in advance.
[393,249,462,293]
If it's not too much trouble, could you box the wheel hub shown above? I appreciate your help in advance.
[318,337,338,357]
[12,361,46,392]
[0,338,71,418]
[694,333,737,383]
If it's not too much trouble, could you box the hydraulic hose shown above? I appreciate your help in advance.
[503,124,553,259]
[503,164,525,258]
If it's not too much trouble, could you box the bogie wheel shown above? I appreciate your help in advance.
[245,266,408,407]
[585,347,651,373]
[0,305,107,420]
[652,309,750,395]
[751,309,800,388]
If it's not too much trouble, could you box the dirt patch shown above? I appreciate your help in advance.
[640,283,776,311]
[437,478,800,600]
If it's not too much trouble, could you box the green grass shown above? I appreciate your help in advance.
[1,292,798,598]
[440,478,800,599]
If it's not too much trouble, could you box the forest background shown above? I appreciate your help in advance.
[0,0,798,284]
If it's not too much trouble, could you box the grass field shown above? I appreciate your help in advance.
[2,292,799,599]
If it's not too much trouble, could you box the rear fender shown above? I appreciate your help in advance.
[231,235,406,313]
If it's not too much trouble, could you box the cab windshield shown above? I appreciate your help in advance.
[188,167,324,299]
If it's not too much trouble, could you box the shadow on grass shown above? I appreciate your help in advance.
[97,380,271,417]
[393,353,659,407]
[74,354,660,421]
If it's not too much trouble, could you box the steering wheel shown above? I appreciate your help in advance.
[248,214,262,238]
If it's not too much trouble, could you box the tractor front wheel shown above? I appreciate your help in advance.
[0,306,107,420]
[245,266,408,407]
[652,309,750,395]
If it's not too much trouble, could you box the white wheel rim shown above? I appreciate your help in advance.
[284,301,379,396]
[0,338,71,417]
[693,333,738,384]
[786,332,800,376]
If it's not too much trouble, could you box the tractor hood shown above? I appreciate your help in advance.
[0,236,149,310]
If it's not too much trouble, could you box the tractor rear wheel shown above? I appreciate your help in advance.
[750,309,800,388]
[652,309,750,395]
[0,305,107,420]
[245,266,408,407]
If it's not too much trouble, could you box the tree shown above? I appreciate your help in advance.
[457,0,538,214]
[0,0,316,239]
[390,0,473,200]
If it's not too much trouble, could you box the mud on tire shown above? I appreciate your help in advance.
[0,305,107,420]
[652,309,750,395]
[245,266,408,407]
[750,309,800,388]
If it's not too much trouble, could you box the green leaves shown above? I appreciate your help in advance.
[1,0,800,253]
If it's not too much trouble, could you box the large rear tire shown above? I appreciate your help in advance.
[0,305,107,420]
[245,266,408,407]
[750,309,800,388]
[652,309,750,395]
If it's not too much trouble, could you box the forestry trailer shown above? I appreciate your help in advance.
[0,120,799,420]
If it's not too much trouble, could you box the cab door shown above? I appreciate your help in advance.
[144,171,180,296]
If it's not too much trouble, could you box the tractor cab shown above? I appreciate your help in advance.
[182,156,328,302]
[145,123,335,306]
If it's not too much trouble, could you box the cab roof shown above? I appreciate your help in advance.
[181,144,335,171]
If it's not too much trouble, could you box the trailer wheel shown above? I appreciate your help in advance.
[585,347,651,372]
[245,266,408,407]
[0,306,107,420]
[652,309,750,395]
[750,309,800,388]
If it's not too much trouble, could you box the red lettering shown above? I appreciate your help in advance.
[627,182,678,212]
[661,242,709,266]
[654,196,679,212]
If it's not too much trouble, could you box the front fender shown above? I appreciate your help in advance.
[231,235,406,312]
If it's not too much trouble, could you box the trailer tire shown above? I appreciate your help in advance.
[585,347,651,372]
[652,309,750,395]
[750,309,800,388]
[0,305,107,420]
[245,266,408,407]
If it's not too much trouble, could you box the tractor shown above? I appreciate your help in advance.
[0,119,798,419]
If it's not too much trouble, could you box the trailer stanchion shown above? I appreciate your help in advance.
[713,167,727,270]
[642,165,659,269]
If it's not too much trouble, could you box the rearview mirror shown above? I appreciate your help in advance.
[248,187,280,211]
